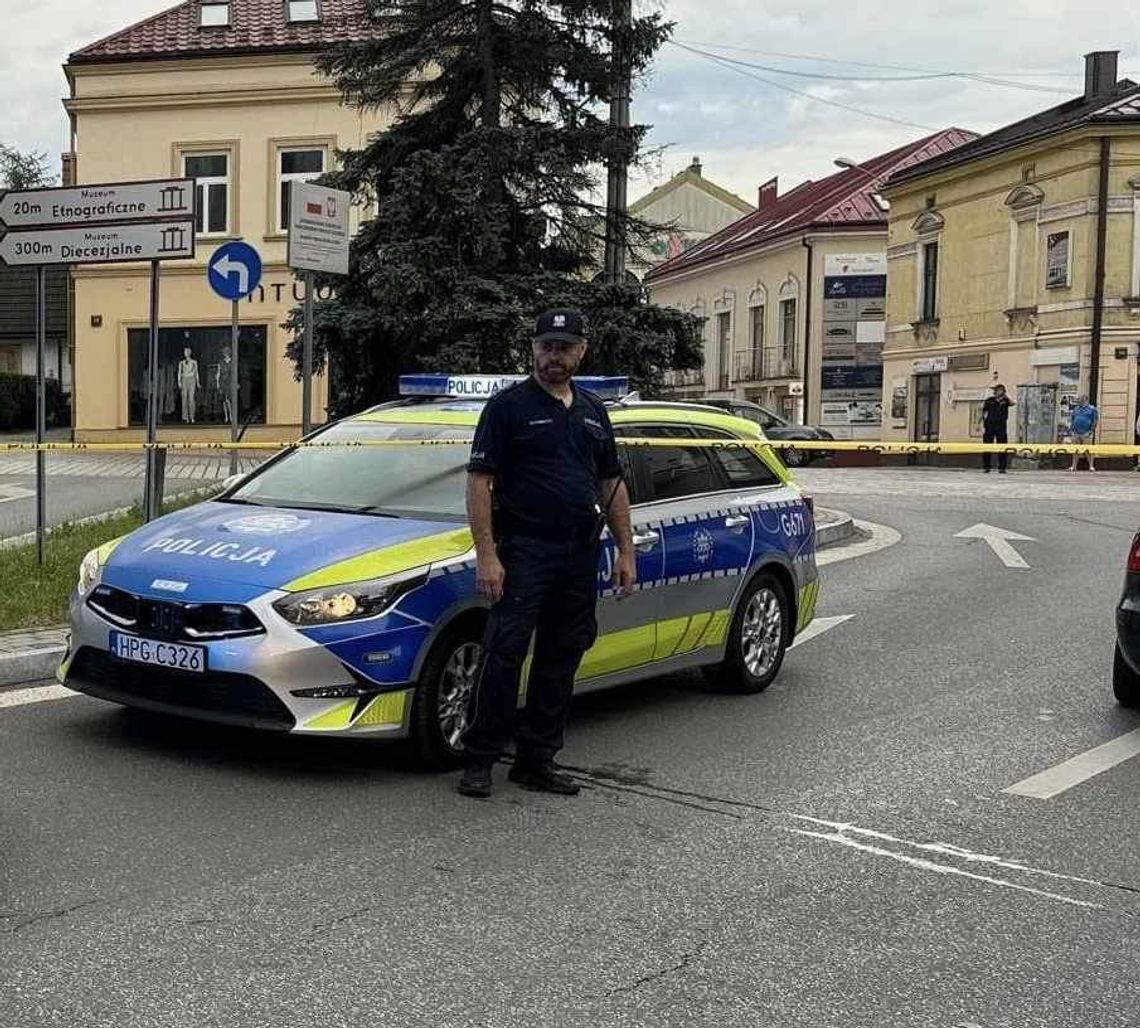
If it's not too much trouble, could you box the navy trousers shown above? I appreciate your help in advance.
[983,426,1008,471]
[462,534,600,767]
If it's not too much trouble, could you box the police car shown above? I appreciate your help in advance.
[60,375,819,767]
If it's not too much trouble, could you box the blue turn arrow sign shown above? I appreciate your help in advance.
[208,241,262,301]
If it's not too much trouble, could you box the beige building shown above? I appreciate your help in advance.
[881,51,1140,446]
[627,158,754,278]
[645,130,974,433]
[63,0,385,441]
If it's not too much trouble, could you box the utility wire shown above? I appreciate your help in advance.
[668,41,937,131]
[671,40,1073,95]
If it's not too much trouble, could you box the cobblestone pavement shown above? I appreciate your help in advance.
[0,453,273,480]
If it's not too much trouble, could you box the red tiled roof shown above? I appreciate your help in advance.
[646,127,978,282]
[69,0,375,64]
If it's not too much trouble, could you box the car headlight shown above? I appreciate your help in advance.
[77,548,102,596]
[273,570,428,626]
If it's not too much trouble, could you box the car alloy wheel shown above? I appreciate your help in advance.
[438,640,482,750]
[783,446,804,467]
[741,587,783,679]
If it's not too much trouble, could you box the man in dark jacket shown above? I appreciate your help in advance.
[981,384,1014,474]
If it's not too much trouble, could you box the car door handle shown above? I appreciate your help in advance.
[724,515,750,531]
[632,530,660,551]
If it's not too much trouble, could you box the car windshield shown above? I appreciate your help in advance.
[227,420,473,520]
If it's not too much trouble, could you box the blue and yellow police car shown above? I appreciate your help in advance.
[60,375,819,766]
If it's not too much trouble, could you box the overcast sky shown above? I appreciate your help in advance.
[3,0,1137,202]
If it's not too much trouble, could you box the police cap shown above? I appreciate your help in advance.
[534,309,588,346]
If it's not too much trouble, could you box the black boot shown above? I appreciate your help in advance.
[457,762,493,798]
[508,761,581,795]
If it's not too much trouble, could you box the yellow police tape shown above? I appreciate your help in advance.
[1,439,1137,457]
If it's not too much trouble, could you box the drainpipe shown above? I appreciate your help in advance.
[1090,136,1110,406]
[801,236,813,424]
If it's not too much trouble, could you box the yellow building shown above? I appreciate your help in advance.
[646,130,973,433]
[63,0,386,441]
[881,51,1140,446]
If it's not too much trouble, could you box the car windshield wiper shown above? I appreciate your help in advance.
[217,497,270,506]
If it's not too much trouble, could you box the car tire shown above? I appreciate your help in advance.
[782,446,805,468]
[410,620,484,770]
[1113,643,1140,708]
[702,572,790,694]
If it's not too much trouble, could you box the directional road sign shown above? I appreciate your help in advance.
[208,241,263,301]
[0,178,194,228]
[0,221,195,267]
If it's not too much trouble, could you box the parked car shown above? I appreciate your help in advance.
[701,398,834,467]
[1114,531,1140,707]
[60,375,820,768]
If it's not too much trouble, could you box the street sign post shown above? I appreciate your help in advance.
[287,181,350,436]
[208,241,263,475]
[0,178,197,551]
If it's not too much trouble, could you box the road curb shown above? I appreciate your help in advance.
[816,507,855,549]
[0,641,66,688]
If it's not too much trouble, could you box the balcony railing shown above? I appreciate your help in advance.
[734,349,799,382]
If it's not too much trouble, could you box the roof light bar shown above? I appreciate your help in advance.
[397,374,630,401]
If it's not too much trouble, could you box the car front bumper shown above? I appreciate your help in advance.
[60,588,416,739]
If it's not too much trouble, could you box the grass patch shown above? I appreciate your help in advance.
[0,490,213,633]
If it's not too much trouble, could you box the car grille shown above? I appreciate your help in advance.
[86,585,265,642]
[67,647,295,731]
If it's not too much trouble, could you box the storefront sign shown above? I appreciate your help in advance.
[824,253,887,277]
[912,356,948,373]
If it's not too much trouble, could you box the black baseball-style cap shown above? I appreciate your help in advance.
[534,309,588,345]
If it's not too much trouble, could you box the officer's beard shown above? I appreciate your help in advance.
[534,349,583,386]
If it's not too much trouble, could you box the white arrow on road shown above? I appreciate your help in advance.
[212,254,249,295]
[954,523,1036,569]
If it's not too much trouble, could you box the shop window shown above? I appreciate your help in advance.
[127,326,266,427]
[184,153,230,236]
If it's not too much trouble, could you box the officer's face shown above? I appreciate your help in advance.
[533,339,586,385]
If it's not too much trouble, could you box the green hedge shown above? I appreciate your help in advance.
[0,374,68,431]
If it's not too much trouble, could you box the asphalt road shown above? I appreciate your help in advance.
[2,467,1139,1028]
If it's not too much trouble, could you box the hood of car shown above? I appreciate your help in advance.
[100,501,473,602]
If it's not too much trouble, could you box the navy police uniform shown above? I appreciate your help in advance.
[461,319,622,770]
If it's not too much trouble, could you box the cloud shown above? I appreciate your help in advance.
[1,0,1136,205]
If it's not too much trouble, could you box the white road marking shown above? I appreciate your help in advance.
[788,826,1100,909]
[790,615,854,649]
[0,684,77,709]
[816,519,901,566]
[0,484,35,505]
[954,522,1035,570]
[1003,727,1140,799]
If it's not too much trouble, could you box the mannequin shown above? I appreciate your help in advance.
[178,347,200,424]
[216,346,235,424]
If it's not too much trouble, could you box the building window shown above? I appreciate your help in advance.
[750,304,765,350]
[1046,230,1070,289]
[278,148,326,232]
[200,1,230,27]
[716,312,731,390]
[921,241,939,320]
[287,0,320,20]
[127,326,267,428]
[184,153,229,236]
[780,298,796,359]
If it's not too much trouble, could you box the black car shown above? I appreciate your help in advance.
[703,398,834,467]
[1115,533,1140,707]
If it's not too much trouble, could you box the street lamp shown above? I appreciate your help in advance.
[834,156,890,211]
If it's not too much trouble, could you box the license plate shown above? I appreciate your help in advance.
[108,632,206,674]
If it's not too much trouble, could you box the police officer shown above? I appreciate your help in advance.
[458,310,636,798]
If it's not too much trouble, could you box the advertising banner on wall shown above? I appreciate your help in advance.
[821,253,886,438]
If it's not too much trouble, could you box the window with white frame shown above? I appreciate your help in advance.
[183,152,229,235]
[278,148,326,232]
[287,0,319,22]
[199,1,230,27]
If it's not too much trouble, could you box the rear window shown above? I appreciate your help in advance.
[229,421,472,519]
